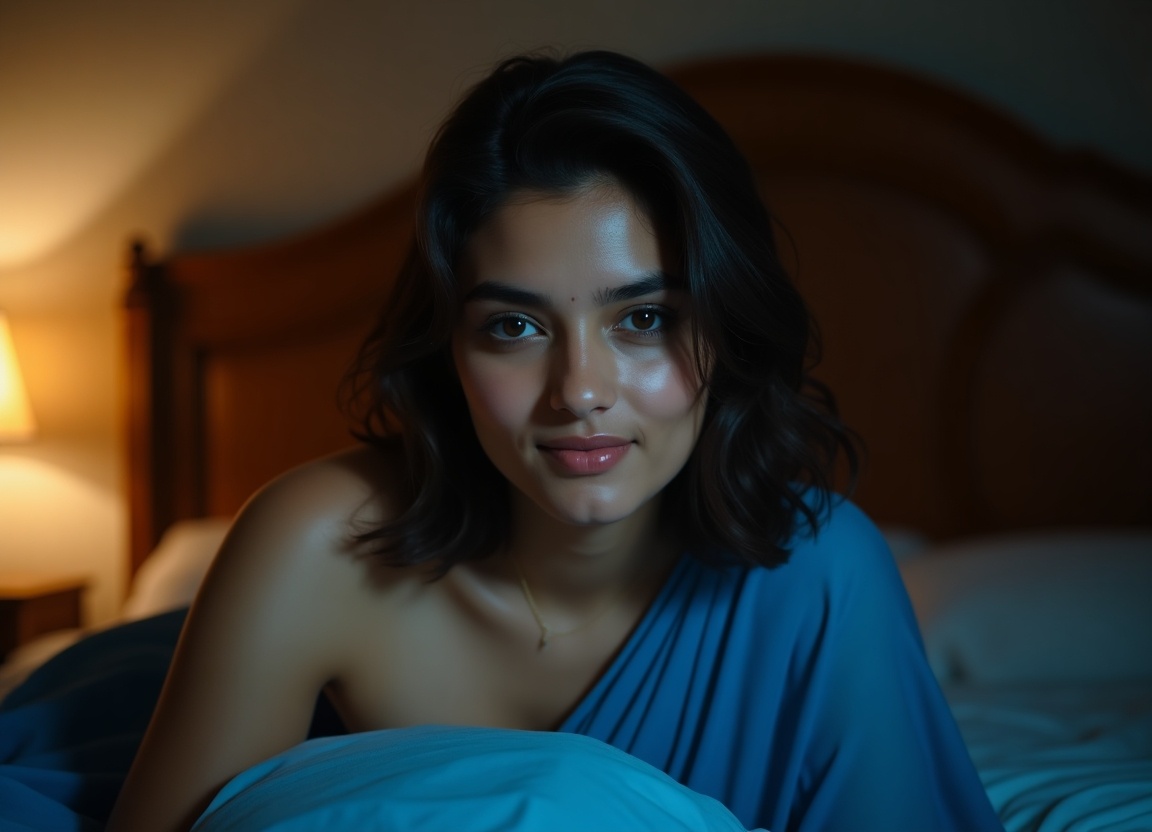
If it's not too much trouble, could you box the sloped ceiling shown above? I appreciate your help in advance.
[1,0,1150,275]
[0,0,307,268]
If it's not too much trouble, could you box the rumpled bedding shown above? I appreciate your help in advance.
[947,683,1152,832]
[7,629,1149,832]
[7,629,1148,831]
[5,519,1147,831]
[191,725,760,832]
[0,611,186,832]
[0,611,757,832]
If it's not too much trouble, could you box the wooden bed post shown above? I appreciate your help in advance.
[124,239,176,582]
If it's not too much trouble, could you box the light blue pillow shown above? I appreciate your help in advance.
[192,725,762,832]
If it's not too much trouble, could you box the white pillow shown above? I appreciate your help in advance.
[121,517,231,620]
[1,518,229,701]
[899,530,1152,685]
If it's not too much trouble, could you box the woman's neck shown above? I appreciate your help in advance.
[498,492,677,607]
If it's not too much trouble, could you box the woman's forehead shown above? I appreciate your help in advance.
[459,183,670,296]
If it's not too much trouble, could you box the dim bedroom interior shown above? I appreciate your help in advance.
[1,53,1150,831]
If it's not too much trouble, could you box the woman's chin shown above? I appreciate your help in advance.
[528,487,656,529]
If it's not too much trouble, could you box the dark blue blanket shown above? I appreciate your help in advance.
[0,612,346,832]
[0,611,185,831]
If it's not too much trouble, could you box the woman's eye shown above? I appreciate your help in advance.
[486,315,541,340]
[618,307,671,335]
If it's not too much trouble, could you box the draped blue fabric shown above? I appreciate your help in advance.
[561,499,1003,831]
[0,498,1001,831]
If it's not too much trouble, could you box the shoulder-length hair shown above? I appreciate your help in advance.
[344,50,858,572]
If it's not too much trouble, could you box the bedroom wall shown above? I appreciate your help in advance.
[1,0,1149,625]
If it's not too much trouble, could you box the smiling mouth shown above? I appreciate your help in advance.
[537,437,632,475]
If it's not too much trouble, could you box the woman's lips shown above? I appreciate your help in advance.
[538,436,632,475]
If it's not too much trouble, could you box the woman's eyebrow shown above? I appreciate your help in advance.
[593,272,668,306]
[463,273,670,308]
[463,281,546,307]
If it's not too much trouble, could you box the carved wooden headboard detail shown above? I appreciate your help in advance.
[124,54,1152,578]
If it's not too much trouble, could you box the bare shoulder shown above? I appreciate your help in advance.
[208,443,406,588]
[258,441,405,508]
[231,442,404,546]
[179,441,415,687]
[107,443,408,832]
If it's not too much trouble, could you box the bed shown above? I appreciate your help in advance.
[2,53,1150,831]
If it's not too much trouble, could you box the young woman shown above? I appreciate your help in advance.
[108,51,1001,831]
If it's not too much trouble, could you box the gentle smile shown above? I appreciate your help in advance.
[538,436,633,474]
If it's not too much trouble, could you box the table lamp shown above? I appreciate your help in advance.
[0,311,36,442]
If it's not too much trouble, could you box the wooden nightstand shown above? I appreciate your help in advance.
[0,574,87,662]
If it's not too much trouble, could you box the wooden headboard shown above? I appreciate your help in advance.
[124,54,1152,577]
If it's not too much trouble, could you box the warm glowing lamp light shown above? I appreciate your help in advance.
[0,311,37,442]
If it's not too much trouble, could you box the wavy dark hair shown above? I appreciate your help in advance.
[344,50,858,571]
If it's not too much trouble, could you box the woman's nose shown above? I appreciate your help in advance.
[548,331,617,418]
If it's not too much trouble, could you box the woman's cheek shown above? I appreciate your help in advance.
[459,359,537,433]
[623,358,701,418]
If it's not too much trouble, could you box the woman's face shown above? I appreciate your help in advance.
[451,181,707,527]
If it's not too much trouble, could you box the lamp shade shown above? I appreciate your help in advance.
[0,311,36,442]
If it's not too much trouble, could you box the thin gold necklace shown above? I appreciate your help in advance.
[510,556,627,650]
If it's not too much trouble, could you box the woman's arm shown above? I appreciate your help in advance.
[106,455,377,832]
